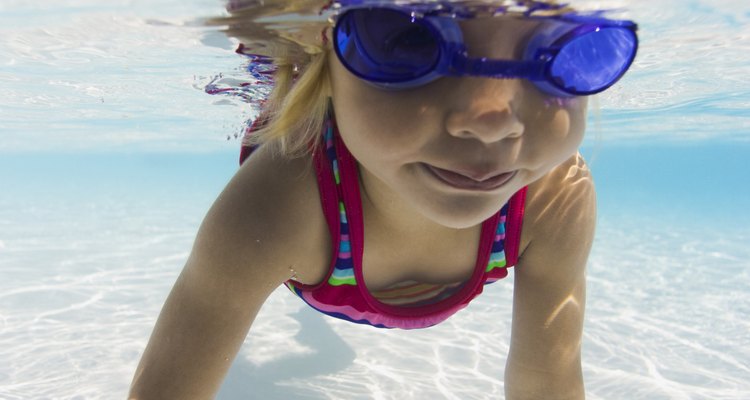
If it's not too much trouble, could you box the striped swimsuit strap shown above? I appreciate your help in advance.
[283,113,527,329]
[321,118,512,304]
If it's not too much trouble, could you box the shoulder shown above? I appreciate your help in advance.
[191,144,330,289]
[517,152,596,280]
[128,146,330,398]
[504,153,593,395]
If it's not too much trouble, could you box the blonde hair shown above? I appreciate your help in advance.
[206,0,332,157]
[246,48,332,157]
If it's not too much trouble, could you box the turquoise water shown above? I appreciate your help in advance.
[1,0,749,399]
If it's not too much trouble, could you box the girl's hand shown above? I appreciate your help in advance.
[505,154,595,400]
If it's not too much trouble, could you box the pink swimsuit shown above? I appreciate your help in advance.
[240,114,527,329]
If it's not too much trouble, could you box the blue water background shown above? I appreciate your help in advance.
[1,0,749,399]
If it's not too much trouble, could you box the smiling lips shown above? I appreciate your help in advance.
[425,164,516,191]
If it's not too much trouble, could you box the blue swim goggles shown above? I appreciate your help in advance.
[332,6,639,97]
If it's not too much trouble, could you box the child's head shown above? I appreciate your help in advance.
[328,11,596,227]
[220,1,637,157]
[221,2,637,224]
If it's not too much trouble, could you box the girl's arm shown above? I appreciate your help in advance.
[505,154,596,400]
[128,145,328,399]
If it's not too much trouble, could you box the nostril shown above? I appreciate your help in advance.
[507,123,525,139]
[445,109,525,144]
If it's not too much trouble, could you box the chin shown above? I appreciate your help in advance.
[418,196,509,229]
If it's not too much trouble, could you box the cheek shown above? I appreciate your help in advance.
[564,98,588,144]
[547,96,587,142]
[525,98,587,165]
[330,59,438,156]
[330,60,393,134]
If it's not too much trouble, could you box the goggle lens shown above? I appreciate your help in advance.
[549,27,638,94]
[335,8,440,83]
[334,8,637,96]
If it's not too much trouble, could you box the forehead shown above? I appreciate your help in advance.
[457,14,541,35]
[336,0,567,16]
[459,16,542,56]
[339,7,548,58]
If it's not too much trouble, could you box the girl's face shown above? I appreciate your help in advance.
[329,15,588,229]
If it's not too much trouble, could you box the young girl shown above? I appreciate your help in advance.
[129,1,638,398]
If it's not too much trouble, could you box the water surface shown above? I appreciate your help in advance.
[1,0,749,399]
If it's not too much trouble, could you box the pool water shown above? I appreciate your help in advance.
[1,0,749,399]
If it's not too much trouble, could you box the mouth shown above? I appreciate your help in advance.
[424,164,517,192]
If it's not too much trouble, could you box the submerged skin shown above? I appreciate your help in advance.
[129,14,595,400]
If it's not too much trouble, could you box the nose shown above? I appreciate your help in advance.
[444,78,525,144]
